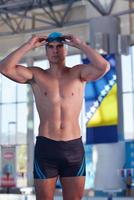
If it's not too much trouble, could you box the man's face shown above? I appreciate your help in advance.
[46,42,67,64]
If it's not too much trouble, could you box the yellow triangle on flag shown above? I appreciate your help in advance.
[87,84,118,127]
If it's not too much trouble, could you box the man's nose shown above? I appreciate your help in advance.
[53,46,58,52]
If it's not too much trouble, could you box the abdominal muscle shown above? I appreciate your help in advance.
[31,69,84,141]
[35,96,82,141]
[38,119,81,141]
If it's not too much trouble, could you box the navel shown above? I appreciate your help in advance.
[60,123,64,129]
[44,91,47,96]
[72,92,74,96]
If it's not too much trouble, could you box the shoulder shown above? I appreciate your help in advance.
[28,66,49,75]
[70,64,85,72]
[28,66,48,84]
[69,64,85,80]
[28,66,44,72]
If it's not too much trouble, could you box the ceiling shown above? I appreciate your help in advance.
[0,0,133,36]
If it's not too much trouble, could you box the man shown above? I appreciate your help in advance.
[0,32,110,200]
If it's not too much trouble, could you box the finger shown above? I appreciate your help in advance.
[63,35,73,40]
[37,36,48,45]
[38,38,46,43]
[39,35,48,39]
[63,40,73,46]
[38,36,47,42]
[40,40,48,46]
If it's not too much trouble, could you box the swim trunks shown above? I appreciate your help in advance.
[33,136,86,179]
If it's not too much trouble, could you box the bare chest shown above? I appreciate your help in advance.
[32,75,84,101]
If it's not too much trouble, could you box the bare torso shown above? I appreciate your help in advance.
[30,66,84,141]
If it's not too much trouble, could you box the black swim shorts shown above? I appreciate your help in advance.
[33,136,86,179]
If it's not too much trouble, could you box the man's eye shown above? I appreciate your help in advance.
[57,44,63,48]
[47,44,63,48]
[48,45,53,48]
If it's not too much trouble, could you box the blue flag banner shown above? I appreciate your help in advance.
[82,54,118,144]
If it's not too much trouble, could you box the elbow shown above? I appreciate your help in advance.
[0,59,14,75]
[102,61,110,75]
[0,63,5,74]
[105,61,110,73]
[0,62,3,74]
[98,61,110,78]
[1,66,9,75]
[0,65,13,77]
[0,61,8,75]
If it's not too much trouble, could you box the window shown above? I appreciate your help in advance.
[0,64,28,187]
[122,46,134,140]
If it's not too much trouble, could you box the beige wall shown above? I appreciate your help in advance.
[0,23,89,60]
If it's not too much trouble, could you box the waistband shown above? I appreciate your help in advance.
[36,136,82,144]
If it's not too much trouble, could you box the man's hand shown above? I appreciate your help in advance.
[63,34,84,48]
[27,35,48,49]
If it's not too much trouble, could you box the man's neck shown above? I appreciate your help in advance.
[49,62,66,76]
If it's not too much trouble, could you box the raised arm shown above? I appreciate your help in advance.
[0,35,47,83]
[64,34,110,81]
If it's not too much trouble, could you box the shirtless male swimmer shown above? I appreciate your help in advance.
[0,32,110,200]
